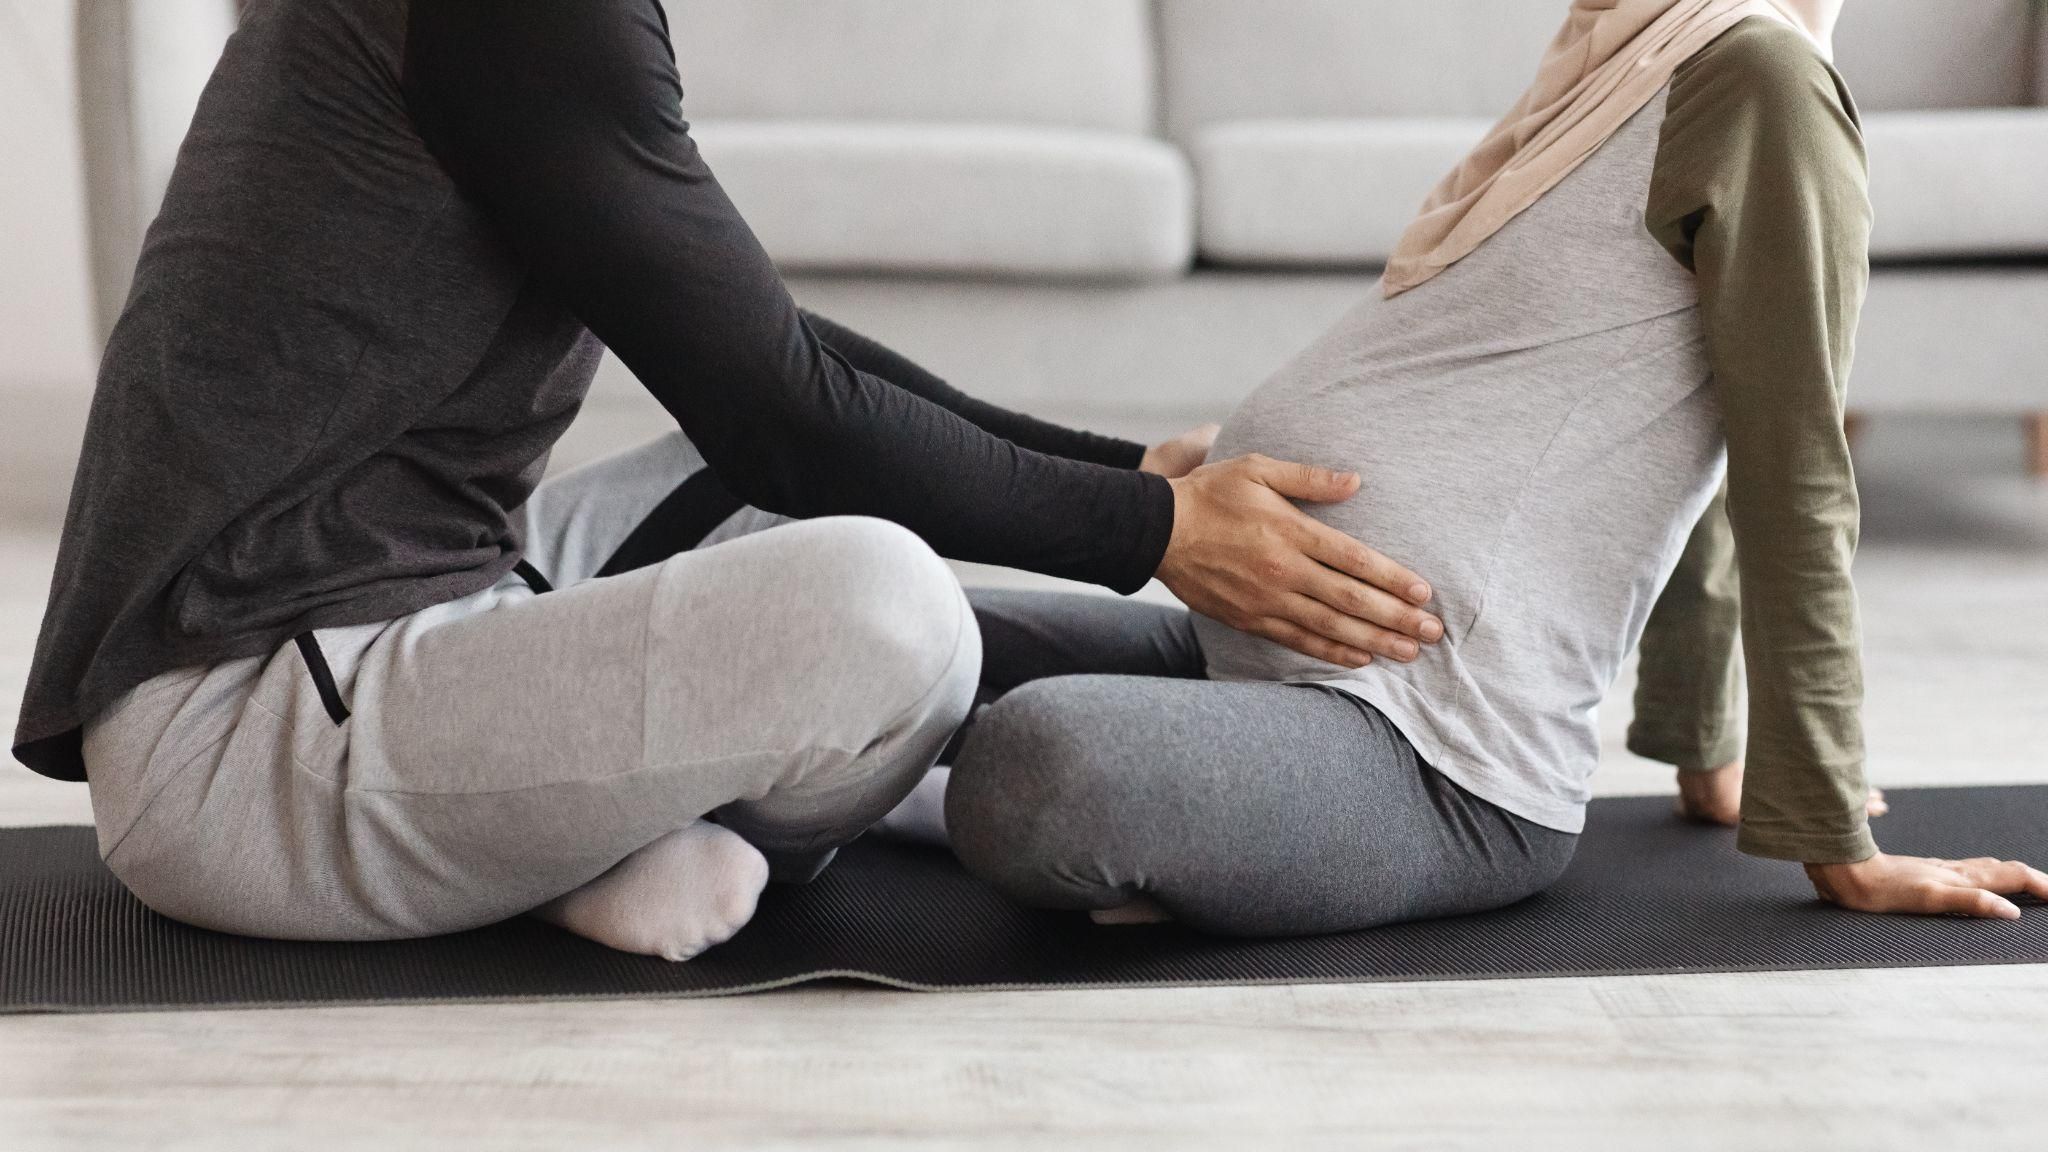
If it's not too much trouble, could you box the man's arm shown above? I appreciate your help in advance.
[401,0,1444,664]
[400,1,1167,591]
[800,312,1148,470]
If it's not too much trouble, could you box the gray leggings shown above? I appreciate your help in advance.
[946,590,1577,938]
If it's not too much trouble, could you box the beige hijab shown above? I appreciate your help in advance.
[1382,0,1844,297]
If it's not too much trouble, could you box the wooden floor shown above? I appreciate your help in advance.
[2,416,2045,1150]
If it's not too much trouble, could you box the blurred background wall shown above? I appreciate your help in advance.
[0,0,97,390]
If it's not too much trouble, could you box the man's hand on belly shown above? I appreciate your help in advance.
[1156,454,1444,668]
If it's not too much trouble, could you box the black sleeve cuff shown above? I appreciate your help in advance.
[1102,470,1176,595]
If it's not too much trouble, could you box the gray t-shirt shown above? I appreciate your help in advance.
[1197,97,1724,834]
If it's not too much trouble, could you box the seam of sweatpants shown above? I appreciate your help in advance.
[97,728,237,866]
[99,673,329,863]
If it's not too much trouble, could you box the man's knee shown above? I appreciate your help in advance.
[798,517,978,723]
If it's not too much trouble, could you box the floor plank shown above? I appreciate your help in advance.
[5,968,2046,1151]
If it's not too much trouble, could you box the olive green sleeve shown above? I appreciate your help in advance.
[1628,486,1743,773]
[1645,19,1875,863]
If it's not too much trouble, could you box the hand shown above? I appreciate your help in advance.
[1140,423,1220,479]
[1675,761,1888,826]
[1806,852,2048,920]
[1155,453,1443,667]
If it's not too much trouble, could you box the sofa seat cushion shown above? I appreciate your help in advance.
[1863,110,2048,260]
[1192,119,1490,266]
[691,122,1194,281]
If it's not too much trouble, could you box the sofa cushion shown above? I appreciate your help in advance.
[692,122,1194,280]
[1863,110,2048,259]
[1160,1,2044,141]
[1192,119,1490,266]
[664,0,1156,133]
[1158,1,1573,141]
[1195,106,2048,268]
[1831,0,2038,111]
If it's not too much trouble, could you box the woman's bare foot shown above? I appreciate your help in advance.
[1675,760,1888,825]
[1675,761,1745,825]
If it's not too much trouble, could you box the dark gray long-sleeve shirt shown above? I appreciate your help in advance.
[14,0,1173,781]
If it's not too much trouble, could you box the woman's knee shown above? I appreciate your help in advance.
[945,679,1135,902]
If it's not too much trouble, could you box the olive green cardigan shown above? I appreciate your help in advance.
[1630,19,1876,863]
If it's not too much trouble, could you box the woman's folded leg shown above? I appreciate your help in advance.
[946,676,1576,938]
[875,588,1203,845]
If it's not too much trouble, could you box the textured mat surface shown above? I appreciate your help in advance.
[4,787,2045,1013]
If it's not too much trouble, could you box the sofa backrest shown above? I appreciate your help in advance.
[1831,0,2040,110]
[1156,1,1563,141]
[1158,0,2045,141]
[660,0,1157,133]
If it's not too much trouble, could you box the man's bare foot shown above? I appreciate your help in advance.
[1675,761,1888,825]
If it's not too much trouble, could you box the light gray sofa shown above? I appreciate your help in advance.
[79,0,2048,477]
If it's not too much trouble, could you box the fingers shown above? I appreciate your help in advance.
[1249,617,1373,670]
[1271,592,1422,664]
[2019,862,2048,902]
[1246,454,1362,505]
[1866,787,1888,818]
[1296,517,1435,607]
[1947,857,2048,901]
[1296,564,1442,649]
[1923,883,2022,920]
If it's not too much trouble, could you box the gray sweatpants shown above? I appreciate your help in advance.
[83,433,979,941]
[948,590,1577,937]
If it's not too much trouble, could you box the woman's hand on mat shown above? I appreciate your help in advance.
[1140,423,1221,479]
[1157,453,1442,668]
[1805,852,2048,920]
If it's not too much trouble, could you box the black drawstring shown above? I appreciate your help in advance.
[513,559,554,594]
[294,632,351,725]
[295,559,555,727]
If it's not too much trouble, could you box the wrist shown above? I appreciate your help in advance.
[1156,475,1192,577]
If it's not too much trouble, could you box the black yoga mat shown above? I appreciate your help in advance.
[3,786,2044,1014]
